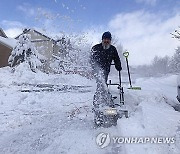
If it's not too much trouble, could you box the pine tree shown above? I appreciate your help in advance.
[169,47,180,73]
[151,56,170,75]
[8,34,42,72]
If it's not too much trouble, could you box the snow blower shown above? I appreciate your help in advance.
[93,69,128,128]
[123,51,141,90]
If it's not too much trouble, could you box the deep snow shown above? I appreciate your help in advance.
[0,65,180,154]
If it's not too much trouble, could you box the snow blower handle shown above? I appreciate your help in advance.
[118,70,125,105]
[118,70,122,88]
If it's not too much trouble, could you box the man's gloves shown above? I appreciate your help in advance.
[116,66,122,71]
[118,66,122,71]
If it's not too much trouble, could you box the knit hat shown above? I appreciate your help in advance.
[102,31,112,40]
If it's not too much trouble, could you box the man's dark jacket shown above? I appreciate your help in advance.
[90,43,122,74]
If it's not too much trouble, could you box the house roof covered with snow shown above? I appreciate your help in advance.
[0,36,17,49]
[15,29,55,42]
[0,28,7,38]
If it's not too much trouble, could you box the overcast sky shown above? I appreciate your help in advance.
[0,0,179,65]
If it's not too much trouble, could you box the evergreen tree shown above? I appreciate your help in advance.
[169,47,180,73]
[8,34,42,72]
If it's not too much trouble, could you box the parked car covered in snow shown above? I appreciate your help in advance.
[177,75,180,102]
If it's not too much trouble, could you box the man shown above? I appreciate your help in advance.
[90,31,122,108]
[90,31,122,83]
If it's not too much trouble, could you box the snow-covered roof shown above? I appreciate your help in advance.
[0,28,7,38]
[0,36,17,49]
[15,29,55,42]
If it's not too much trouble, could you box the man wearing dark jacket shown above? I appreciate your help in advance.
[90,31,122,108]
[90,31,122,83]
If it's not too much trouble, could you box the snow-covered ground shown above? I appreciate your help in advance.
[0,65,180,154]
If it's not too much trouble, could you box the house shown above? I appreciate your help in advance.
[15,29,56,72]
[0,28,70,72]
[0,36,17,67]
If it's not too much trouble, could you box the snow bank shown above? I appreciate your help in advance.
[0,64,94,87]
[136,75,178,100]
[116,75,180,154]
[136,75,178,87]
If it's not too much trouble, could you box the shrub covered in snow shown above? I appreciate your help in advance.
[8,34,42,72]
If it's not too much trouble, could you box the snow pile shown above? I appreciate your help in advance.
[0,65,94,87]
[135,75,178,101]
[116,75,180,154]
